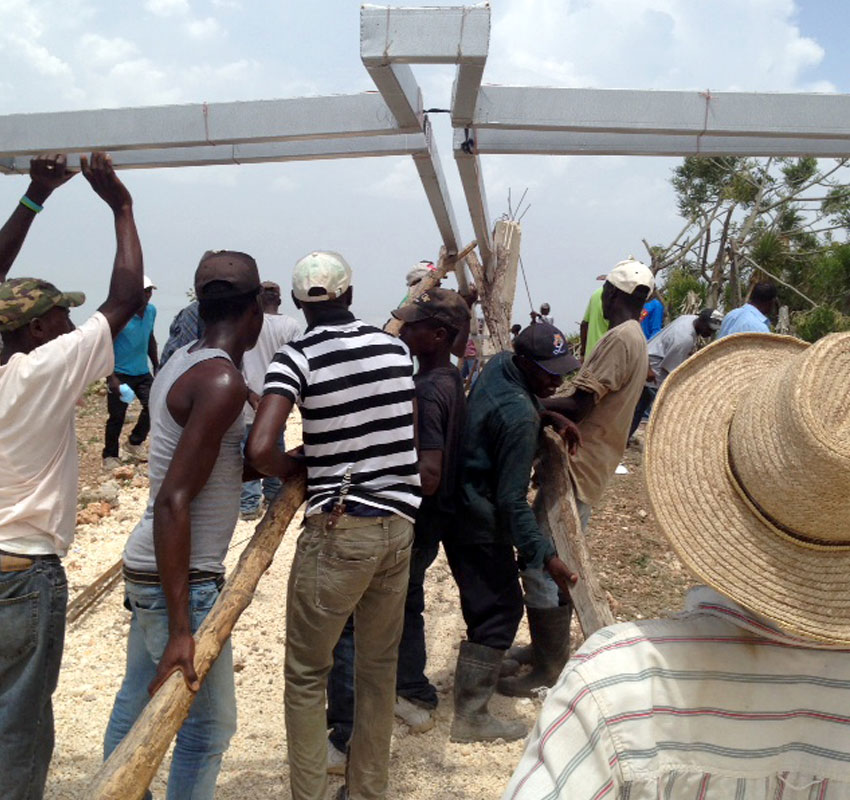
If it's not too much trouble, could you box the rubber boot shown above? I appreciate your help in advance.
[497,604,571,698]
[450,641,527,743]
[500,642,534,677]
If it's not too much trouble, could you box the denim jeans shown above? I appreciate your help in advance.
[327,539,440,751]
[240,423,285,513]
[103,579,237,800]
[0,557,67,800]
[519,499,592,609]
[285,513,413,800]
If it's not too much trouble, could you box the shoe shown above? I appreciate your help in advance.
[102,457,122,471]
[240,507,262,521]
[394,695,434,733]
[497,605,572,698]
[123,441,148,462]
[449,641,527,743]
[327,741,346,776]
[333,787,349,800]
[500,642,533,677]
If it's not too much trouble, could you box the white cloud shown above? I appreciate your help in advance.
[145,0,189,17]
[4,33,71,77]
[76,33,139,68]
[185,16,223,40]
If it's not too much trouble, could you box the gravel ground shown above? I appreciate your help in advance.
[47,396,691,799]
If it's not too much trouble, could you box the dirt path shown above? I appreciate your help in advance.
[47,390,692,799]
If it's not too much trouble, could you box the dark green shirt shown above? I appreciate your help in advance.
[456,351,556,569]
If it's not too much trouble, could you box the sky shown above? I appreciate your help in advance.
[1,0,849,340]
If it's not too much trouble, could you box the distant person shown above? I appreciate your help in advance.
[239,280,302,520]
[501,260,653,699]
[579,285,609,360]
[247,251,420,800]
[103,251,268,800]
[717,281,777,338]
[639,292,664,339]
[447,321,580,743]
[628,308,722,438]
[401,259,439,304]
[504,331,850,800]
[102,274,158,468]
[0,152,144,800]
[160,297,204,368]
[531,302,553,325]
[510,323,522,341]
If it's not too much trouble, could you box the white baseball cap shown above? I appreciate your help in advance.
[143,274,157,290]
[292,251,352,303]
[606,259,654,295]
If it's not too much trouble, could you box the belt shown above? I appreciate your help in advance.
[0,551,60,573]
[123,565,225,588]
[308,511,397,530]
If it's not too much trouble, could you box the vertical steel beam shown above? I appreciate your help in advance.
[453,127,494,275]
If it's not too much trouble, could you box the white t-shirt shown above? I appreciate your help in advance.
[0,312,113,555]
[242,313,302,424]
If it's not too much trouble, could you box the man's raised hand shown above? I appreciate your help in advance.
[81,152,133,213]
[28,154,77,203]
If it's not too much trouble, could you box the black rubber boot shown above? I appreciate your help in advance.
[500,642,534,677]
[497,604,571,698]
[450,641,527,743]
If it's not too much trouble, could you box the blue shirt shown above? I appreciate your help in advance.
[639,297,664,339]
[717,303,770,338]
[114,303,156,375]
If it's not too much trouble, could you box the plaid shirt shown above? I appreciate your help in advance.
[503,586,850,799]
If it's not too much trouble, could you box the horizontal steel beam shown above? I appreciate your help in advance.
[0,94,414,157]
[464,128,850,157]
[472,86,850,140]
[361,4,489,65]
[0,135,429,173]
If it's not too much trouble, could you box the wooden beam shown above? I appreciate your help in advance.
[67,559,122,626]
[534,430,615,637]
[88,475,307,800]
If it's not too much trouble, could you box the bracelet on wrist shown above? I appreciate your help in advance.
[19,196,43,213]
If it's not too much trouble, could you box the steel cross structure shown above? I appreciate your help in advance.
[3,3,850,280]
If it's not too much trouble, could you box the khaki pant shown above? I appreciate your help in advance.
[285,512,414,800]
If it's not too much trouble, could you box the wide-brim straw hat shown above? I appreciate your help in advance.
[645,331,850,645]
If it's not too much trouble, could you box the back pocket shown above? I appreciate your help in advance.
[316,554,376,614]
[0,592,39,665]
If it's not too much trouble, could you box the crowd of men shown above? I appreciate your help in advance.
[1,154,848,800]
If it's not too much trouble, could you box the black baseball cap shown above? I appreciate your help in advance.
[195,250,261,300]
[514,322,580,375]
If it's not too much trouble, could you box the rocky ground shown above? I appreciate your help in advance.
[45,385,693,799]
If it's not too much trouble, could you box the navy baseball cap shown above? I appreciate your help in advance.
[514,322,580,375]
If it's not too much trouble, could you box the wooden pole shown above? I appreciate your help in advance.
[88,474,307,800]
[383,240,477,338]
[67,558,123,626]
[534,430,615,637]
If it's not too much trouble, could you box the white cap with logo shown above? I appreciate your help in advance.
[292,251,352,303]
[606,258,654,295]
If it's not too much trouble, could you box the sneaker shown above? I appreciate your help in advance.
[327,741,346,776]
[240,506,262,521]
[394,696,434,733]
[333,787,349,800]
[102,457,122,471]
[124,442,148,462]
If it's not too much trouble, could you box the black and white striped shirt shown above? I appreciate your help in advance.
[263,316,421,521]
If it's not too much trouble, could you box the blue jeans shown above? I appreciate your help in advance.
[0,557,67,800]
[240,423,285,513]
[103,579,237,800]
[519,500,592,609]
[327,539,440,751]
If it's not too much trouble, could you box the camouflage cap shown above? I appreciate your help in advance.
[0,278,85,333]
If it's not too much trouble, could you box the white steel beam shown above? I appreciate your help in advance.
[472,86,850,140]
[466,128,850,158]
[362,62,423,130]
[454,132,494,273]
[361,4,490,66]
[1,134,428,173]
[0,94,413,158]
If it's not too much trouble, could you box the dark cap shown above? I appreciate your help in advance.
[514,322,580,375]
[0,277,85,332]
[195,251,261,300]
[391,287,470,331]
[698,307,723,331]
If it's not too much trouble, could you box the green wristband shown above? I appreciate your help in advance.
[20,195,43,213]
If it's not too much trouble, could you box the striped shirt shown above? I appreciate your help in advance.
[503,586,850,799]
[263,314,421,521]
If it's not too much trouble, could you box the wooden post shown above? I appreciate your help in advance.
[534,430,614,637]
[67,558,123,625]
[88,474,307,800]
[383,240,477,338]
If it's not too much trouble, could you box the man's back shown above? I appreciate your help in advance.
[264,317,420,520]
[504,587,850,799]
[647,314,697,385]
[113,302,155,375]
[718,303,770,338]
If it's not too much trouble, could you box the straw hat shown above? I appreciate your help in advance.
[645,331,850,645]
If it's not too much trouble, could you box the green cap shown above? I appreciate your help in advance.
[0,278,85,332]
